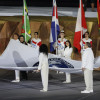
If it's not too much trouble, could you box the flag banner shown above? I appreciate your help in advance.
[50,0,60,52]
[21,0,31,42]
[0,40,99,72]
[0,39,39,67]
[97,0,100,33]
[73,0,87,53]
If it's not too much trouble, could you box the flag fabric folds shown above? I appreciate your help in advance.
[50,0,60,52]
[97,0,100,33]
[73,0,87,53]
[21,0,31,42]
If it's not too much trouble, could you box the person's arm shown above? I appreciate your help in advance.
[38,53,43,70]
[37,40,42,47]
[80,40,82,47]
[90,40,92,47]
[80,39,85,48]
[81,51,88,69]
[56,39,59,48]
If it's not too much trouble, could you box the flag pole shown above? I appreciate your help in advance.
[80,0,83,53]
[24,0,26,42]
[55,0,58,55]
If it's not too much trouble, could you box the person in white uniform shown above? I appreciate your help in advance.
[19,35,28,80]
[57,30,67,57]
[37,44,49,92]
[11,33,20,82]
[80,31,92,53]
[81,42,94,93]
[63,40,73,83]
[31,32,42,50]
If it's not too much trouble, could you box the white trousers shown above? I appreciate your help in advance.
[84,69,93,91]
[15,70,20,80]
[65,73,71,82]
[41,64,49,91]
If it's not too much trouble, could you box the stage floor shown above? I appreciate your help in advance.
[0,71,100,100]
[0,6,97,18]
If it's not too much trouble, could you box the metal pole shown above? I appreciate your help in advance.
[80,0,83,51]
[24,0,26,42]
[55,0,58,55]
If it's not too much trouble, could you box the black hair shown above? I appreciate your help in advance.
[19,35,25,41]
[34,32,38,35]
[19,35,24,39]
[86,42,92,48]
[65,40,72,48]
[13,33,19,37]
[83,31,89,38]
[85,31,89,35]
[39,44,48,56]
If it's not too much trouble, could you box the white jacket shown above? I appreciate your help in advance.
[57,38,67,51]
[64,47,73,59]
[38,53,48,70]
[81,48,94,70]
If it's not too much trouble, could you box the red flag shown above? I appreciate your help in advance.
[73,0,87,53]
[97,0,100,32]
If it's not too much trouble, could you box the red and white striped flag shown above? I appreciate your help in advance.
[73,0,87,53]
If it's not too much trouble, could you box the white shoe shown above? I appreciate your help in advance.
[90,90,93,93]
[63,81,71,83]
[59,72,64,74]
[81,90,90,93]
[11,79,20,82]
[40,90,47,92]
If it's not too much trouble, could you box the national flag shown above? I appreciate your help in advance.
[21,0,31,42]
[97,0,100,33]
[73,0,87,53]
[50,0,60,52]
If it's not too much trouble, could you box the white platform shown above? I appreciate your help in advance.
[0,6,97,18]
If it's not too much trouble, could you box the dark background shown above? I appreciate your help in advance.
[0,0,97,7]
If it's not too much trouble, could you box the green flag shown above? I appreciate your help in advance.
[21,0,31,42]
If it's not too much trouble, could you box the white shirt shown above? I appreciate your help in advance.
[15,39,20,42]
[31,38,41,49]
[80,38,92,48]
[58,38,67,51]
[38,53,48,70]
[64,47,73,59]
[81,48,94,70]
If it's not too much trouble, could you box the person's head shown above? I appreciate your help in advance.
[60,30,65,39]
[13,33,19,40]
[84,42,91,49]
[19,35,25,43]
[85,31,89,39]
[65,40,72,48]
[39,44,48,56]
[34,32,38,39]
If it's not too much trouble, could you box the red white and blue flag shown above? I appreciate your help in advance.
[50,0,60,52]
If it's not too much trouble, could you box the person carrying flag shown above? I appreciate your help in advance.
[57,30,67,57]
[80,31,92,53]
